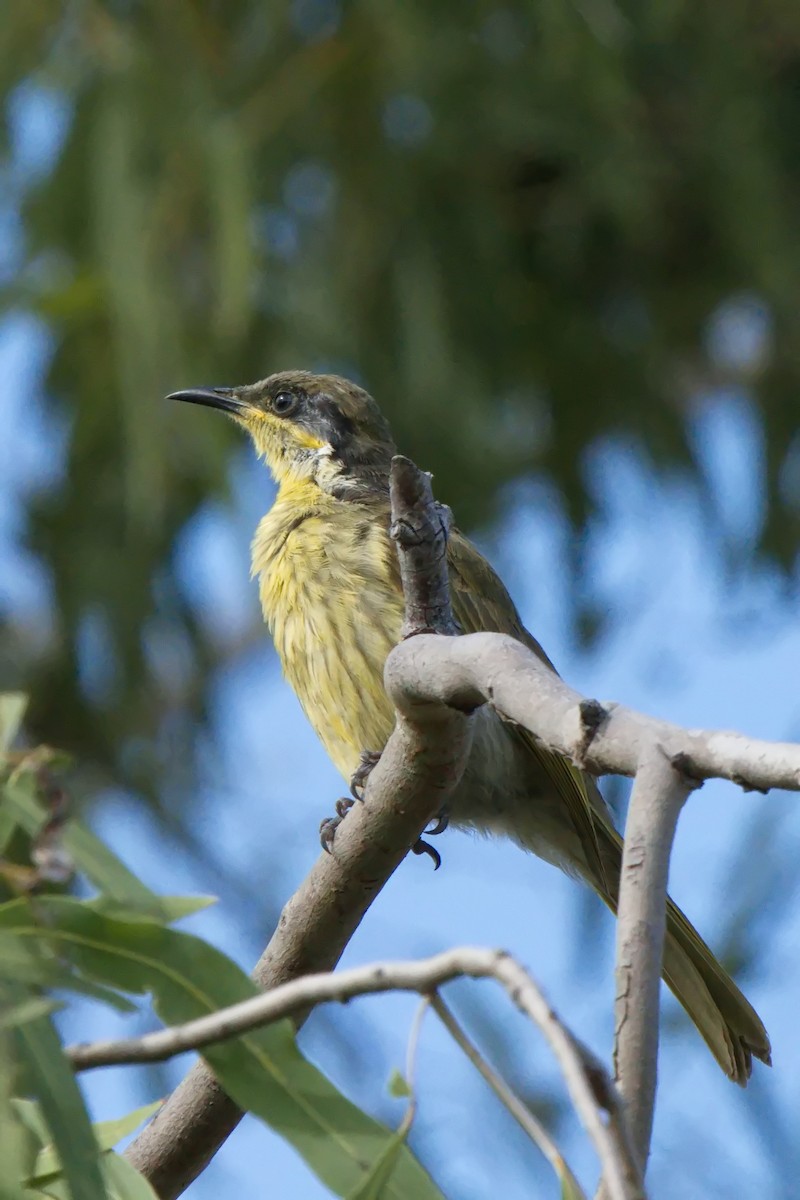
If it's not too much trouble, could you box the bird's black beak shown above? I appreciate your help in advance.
[167,387,249,416]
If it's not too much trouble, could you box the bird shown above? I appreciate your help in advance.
[170,369,771,1085]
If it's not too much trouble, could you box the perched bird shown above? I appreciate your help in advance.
[170,370,771,1084]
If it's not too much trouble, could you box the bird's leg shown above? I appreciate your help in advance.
[326,750,451,869]
[349,749,382,801]
[318,750,379,852]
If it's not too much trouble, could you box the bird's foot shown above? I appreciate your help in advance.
[320,797,355,854]
[350,749,382,801]
[321,794,450,870]
[411,808,450,871]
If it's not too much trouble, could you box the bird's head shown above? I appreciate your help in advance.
[170,370,396,495]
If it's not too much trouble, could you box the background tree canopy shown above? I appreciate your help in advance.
[2,1,799,797]
[1,7,800,1196]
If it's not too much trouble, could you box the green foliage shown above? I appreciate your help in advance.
[11,1097,161,1200]
[0,704,445,1200]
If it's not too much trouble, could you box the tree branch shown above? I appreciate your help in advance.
[381,633,800,793]
[429,994,586,1198]
[79,947,643,1200]
[611,746,694,1169]
[389,455,459,638]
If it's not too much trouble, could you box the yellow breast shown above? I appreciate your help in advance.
[251,481,404,779]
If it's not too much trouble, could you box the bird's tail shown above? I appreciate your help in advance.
[595,822,771,1084]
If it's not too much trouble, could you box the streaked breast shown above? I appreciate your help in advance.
[252,496,404,779]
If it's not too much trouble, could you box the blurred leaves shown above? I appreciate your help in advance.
[12,994,108,1200]
[12,895,443,1199]
[13,1096,162,1200]
[0,707,445,1200]
[0,0,799,816]
[0,695,27,752]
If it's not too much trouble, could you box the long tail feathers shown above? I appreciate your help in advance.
[594,823,771,1084]
[662,897,771,1084]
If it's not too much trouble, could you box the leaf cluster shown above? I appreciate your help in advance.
[0,696,443,1200]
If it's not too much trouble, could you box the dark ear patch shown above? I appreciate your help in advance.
[315,393,355,448]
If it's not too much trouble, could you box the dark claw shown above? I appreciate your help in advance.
[350,750,382,801]
[412,838,441,870]
[410,808,449,869]
[426,809,449,837]
[319,797,356,854]
[319,817,339,854]
[323,787,449,869]
[334,797,354,819]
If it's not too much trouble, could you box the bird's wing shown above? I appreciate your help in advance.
[446,526,609,890]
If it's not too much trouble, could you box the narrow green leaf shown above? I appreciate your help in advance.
[0,928,134,1011]
[0,996,57,1031]
[100,1152,160,1200]
[346,1128,411,1200]
[559,1162,588,1200]
[0,1036,34,1200]
[88,894,217,924]
[32,1101,162,1178]
[11,998,106,1200]
[0,694,27,753]
[0,799,18,854]
[1,779,166,920]
[10,1095,50,1146]
[92,1100,164,1151]
[386,1069,411,1098]
[2,898,444,1200]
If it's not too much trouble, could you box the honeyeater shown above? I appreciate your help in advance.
[170,369,770,1084]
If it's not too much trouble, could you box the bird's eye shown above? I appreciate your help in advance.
[272,390,298,416]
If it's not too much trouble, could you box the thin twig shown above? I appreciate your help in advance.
[398,994,430,1137]
[430,994,587,1198]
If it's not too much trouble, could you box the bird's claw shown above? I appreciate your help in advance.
[412,837,442,870]
[321,794,449,870]
[320,797,355,854]
[425,809,450,837]
[411,808,450,870]
[350,750,382,801]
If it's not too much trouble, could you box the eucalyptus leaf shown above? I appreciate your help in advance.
[559,1163,588,1200]
[1,779,173,921]
[346,1126,412,1200]
[0,996,57,1032]
[0,694,27,754]
[32,1101,162,1180]
[10,996,106,1200]
[87,894,217,924]
[0,1040,35,1200]
[100,1152,160,1200]
[2,897,443,1200]
[0,929,134,1012]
